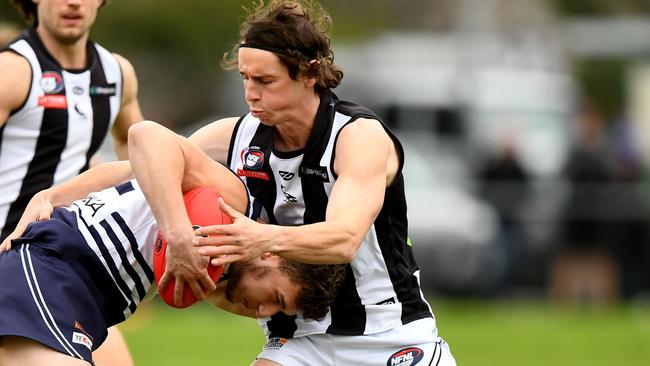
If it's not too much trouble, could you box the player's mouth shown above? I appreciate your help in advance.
[251,110,263,118]
[61,14,83,26]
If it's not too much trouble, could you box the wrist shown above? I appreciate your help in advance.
[39,188,58,206]
[269,224,287,254]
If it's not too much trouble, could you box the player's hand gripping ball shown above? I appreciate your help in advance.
[153,186,231,308]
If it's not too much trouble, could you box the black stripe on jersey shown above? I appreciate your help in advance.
[375,175,432,324]
[266,313,298,339]
[81,45,112,173]
[0,94,69,242]
[327,265,367,335]
[115,181,135,195]
[77,213,137,315]
[111,212,154,282]
[299,92,334,225]
[243,124,279,224]
[99,219,147,302]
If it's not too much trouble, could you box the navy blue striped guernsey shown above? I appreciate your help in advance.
[0,27,123,241]
[227,91,434,338]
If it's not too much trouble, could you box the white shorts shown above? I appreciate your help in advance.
[256,318,456,366]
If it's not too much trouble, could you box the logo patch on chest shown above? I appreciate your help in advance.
[38,95,67,109]
[299,166,330,182]
[40,71,64,94]
[237,147,270,180]
[89,83,116,96]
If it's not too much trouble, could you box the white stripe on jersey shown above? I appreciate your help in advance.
[270,154,304,225]
[72,208,135,320]
[0,40,44,223]
[94,44,123,126]
[54,70,94,184]
[350,226,403,332]
[66,181,157,320]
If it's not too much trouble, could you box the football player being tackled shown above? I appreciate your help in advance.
[0,121,345,366]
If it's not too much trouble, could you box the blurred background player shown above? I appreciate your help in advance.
[0,0,144,364]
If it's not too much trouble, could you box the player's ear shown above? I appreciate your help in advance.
[260,251,275,260]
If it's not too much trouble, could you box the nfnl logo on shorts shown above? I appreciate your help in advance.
[72,331,93,351]
[264,337,288,350]
[386,347,424,366]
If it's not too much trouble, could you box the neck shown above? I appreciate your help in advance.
[36,26,88,69]
[274,92,321,152]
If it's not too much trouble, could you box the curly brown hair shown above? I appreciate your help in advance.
[223,0,344,95]
[11,0,107,26]
[226,257,346,320]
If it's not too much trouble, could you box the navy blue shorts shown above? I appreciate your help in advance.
[0,218,110,365]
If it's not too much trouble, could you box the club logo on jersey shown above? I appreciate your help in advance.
[74,103,88,119]
[264,337,288,350]
[237,147,270,180]
[73,86,85,95]
[279,171,295,181]
[280,184,298,203]
[40,71,64,94]
[299,166,329,182]
[89,83,116,96]
[38,95,67,109]
[386,347,424,366]
[242,147,265,170]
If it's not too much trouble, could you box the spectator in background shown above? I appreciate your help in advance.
[478,133,530,292]
[549,98,619,306]
[0,0,144,364]
[608,116,650,299]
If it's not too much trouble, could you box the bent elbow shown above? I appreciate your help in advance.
[337,231,362,263]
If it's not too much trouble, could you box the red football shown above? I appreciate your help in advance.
[153,186,231,308]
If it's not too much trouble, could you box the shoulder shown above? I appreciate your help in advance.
[112,53,137,81]
[339,117,389,142]
[0,50,31,76]
[0,51,32,112]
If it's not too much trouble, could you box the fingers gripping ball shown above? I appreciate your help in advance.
[153,186,231,308]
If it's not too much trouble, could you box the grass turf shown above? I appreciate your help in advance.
[120,298,650,365]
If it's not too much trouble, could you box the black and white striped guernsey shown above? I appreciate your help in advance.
[227,92,434,338]
[0,28,123,241]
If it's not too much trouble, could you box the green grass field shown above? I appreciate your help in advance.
[121,298,650,365]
